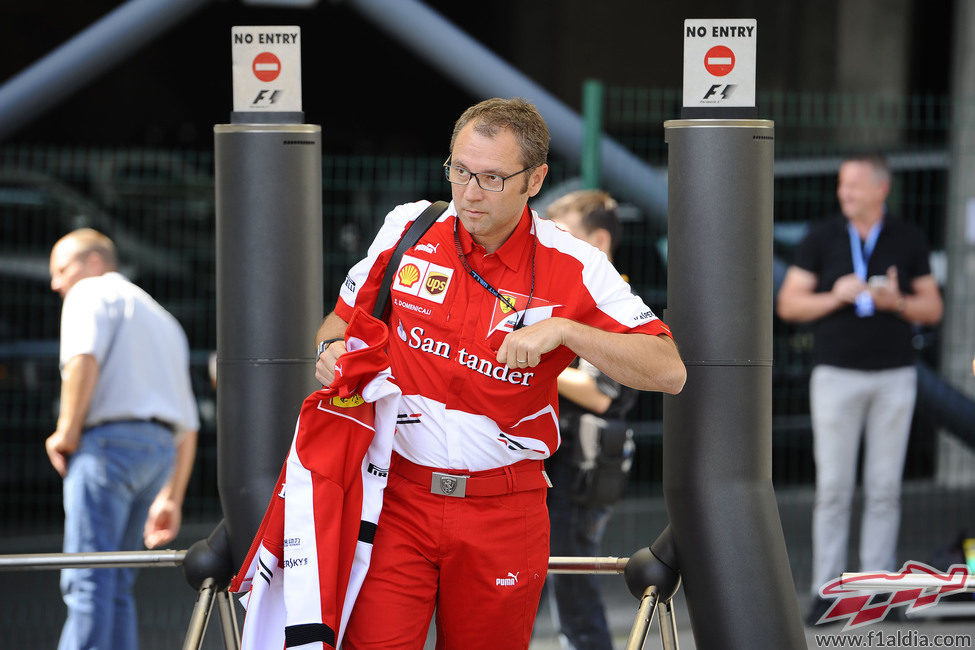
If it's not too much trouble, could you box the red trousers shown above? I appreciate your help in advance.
[343,454,550,649]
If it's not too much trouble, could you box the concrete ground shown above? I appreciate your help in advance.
[2,481,973,648]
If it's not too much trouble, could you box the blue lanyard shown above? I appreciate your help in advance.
[848,219,883,318]
[847,220,883,280]
[453,216,535,330]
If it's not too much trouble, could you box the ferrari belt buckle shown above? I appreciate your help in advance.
[431,472,468,498]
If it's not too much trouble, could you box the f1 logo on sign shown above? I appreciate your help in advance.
[683,19,756,110]
[231,26,302,113]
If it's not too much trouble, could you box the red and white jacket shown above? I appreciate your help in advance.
[230,308,401,650]
[336,200,671,471]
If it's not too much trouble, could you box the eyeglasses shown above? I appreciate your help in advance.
[443,159,533,192]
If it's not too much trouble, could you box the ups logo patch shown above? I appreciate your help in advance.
[425,272,449,295]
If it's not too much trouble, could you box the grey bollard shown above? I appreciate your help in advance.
[662,119,806,649]
[214,123,323,567]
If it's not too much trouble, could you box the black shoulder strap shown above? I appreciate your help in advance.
[372,200,450,321]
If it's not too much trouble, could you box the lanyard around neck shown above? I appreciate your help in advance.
[453,216,536,330]
[847,220,883,280]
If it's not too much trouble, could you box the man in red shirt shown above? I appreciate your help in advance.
[315,97,685,649]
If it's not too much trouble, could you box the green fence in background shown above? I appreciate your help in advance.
[0,90,965,538]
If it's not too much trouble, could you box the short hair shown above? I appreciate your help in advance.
[545,189,621,252]
[62,228,118,270]
[449,98,550,172]
[842,153,891,185]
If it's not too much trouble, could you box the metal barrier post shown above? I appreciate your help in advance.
[658,599,680,650]
[216,589,242,649]
[182,577,218,650]
[181,581,240,650]
[624,585,660,650]
[551,547,682,650]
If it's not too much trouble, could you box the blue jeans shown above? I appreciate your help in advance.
[545,446,614,650]
[59,421,175,650]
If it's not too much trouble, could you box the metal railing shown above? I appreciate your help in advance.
[0,549,680,650]
[0,549,186,570]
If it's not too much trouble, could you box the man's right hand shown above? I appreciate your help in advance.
[45,429,79,478]
[830,273,867,304]
[315,340,348,386]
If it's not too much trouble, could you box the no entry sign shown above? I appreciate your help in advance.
[231,26,302,113]
[704,45,735,77]
[252,52,281,83]
[683,19,757,111]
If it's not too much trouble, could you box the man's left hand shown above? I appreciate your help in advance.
[868,266,903,312]
[144,494,182,549]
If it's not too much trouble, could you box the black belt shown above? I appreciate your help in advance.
[86,417,177,433]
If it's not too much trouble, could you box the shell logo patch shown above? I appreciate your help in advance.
[393,254,453,304]
[398,264,421,288]
[331,394,365,408]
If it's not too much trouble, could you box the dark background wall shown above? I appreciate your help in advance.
[0,0,956,152]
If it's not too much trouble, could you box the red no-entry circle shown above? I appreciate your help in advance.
[704,45,735,77]
[252,52,281,82]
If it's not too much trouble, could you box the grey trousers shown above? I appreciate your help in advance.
[809,364,917,594]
